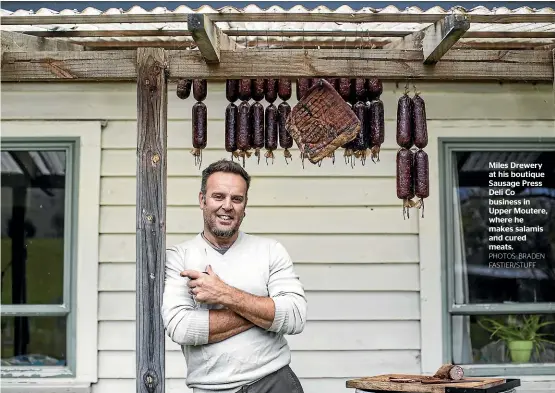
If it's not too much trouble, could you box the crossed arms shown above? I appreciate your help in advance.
[161,243,307,345]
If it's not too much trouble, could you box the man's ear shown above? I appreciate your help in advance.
[199,192,205,208]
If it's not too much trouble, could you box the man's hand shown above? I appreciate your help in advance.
[180,265,230,305]
[181,265,276,330]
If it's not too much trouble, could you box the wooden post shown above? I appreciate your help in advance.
[136,47,168,393]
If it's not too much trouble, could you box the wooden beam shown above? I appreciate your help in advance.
[187,13,230,63]
[1,50,137,81]
[19,28,555,40]
[209,12,555,24]
[421,14,470,64]
[48,39,554,51]
[1,30,83,52]
[136,47,167,393]
[384,14,470,64]
[1,12,554,25]
[2,49,552,82]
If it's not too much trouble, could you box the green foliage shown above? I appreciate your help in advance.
[477,314,555,357]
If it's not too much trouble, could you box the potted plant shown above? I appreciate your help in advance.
[477,315,555,363]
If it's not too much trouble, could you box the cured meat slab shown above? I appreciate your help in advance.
[285,78,360,164]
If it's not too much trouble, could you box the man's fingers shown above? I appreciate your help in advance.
[187,280,202,289]
[180,269,202,279]
[189,287,199,295]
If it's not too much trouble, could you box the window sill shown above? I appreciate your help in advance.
[463,364,555,377]
[515,375,555,382]
[1,379,91,393]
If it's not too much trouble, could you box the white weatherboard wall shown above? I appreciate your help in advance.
[1,80,554,393]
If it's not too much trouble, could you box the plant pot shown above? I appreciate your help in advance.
[507,340,534,362]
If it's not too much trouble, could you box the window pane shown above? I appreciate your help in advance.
[1,150,66,305]
[453,151,555,304]
[0,315,67,366]
[452,313,555,364]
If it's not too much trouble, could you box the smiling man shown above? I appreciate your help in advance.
[162,159,307,393]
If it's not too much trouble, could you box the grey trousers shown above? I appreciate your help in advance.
[238,365,304,393]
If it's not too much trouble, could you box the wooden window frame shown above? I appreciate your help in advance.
[1,121,100,390]
[438,137,555,377]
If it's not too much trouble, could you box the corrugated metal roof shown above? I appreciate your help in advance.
[1,4,554,49]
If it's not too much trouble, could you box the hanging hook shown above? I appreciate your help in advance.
[413,82,419,96]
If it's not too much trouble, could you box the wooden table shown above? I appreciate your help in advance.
[346,374,521,393]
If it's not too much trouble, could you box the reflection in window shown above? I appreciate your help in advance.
[449,150,555,366]
[1,149,68,367]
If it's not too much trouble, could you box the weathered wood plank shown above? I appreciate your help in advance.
[385,15,470,64]
[98,320,421,351]
[98,291,420,321]
[421,15,469,63]
[1,49,552,81]
[99,233,419,263]
[168,48,552,80]
[99,206,417,234]
[135,47,167,393]
[59,39,555,51]
[100,177,402,206]
[21,28,555,40]
[98,262,420,292]
[2,12,553,25]
[1,50,136,81]
[209,12,555,24]
[1,30,83,53]
[187,14,230,63]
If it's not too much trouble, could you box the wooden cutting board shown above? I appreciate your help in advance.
[346,374,506,393]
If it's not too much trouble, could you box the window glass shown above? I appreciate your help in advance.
[450,149,555,366]
[1,149,67,367]
[453,151,555,304]
[452,313,555,364]
[1,316,67,367]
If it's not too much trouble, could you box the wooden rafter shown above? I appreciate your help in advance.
[1,12,554,25]
[385,14,470,64]
[1,10,553,53]
[187,14,230,63]
[0,48,552,82]
[16,29,555,40]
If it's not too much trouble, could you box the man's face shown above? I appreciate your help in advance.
[199,172,247,238]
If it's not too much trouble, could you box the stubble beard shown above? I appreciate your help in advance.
[203,211,242,238]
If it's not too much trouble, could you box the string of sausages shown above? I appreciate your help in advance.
[396,83,429,219]
[177,78,208,169]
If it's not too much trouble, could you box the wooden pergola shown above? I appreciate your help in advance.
[1,5,554,393]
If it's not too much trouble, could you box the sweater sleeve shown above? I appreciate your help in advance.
[161,246,209,346]
[266,241,307,335]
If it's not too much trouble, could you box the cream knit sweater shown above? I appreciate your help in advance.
[162,232,307,393]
